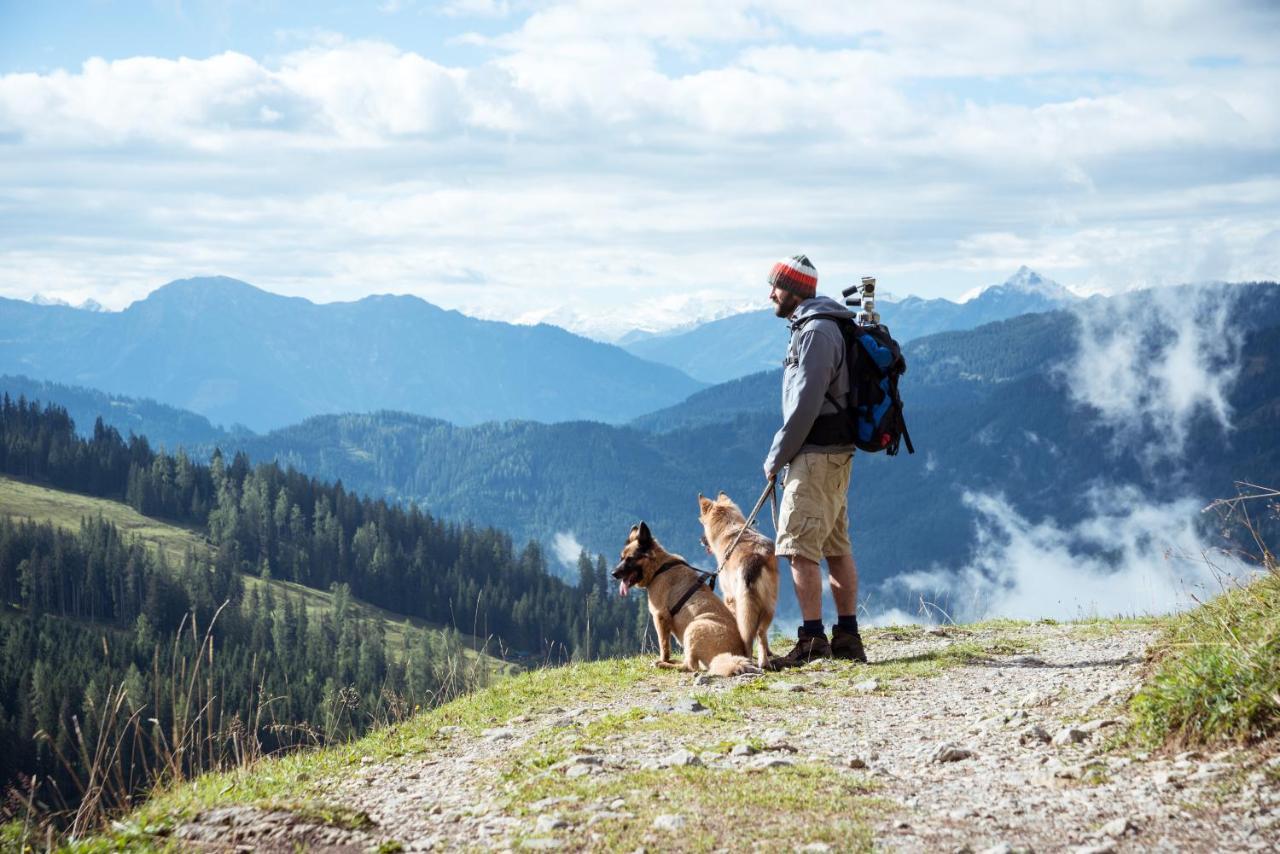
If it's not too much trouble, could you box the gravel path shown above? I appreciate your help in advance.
[173,623,1279,852]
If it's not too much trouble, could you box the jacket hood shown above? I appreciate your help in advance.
[788,295,855,327]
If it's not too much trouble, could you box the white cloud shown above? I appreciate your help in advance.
[892,487,1248,622]
[1,3,1277,329]
[1063,284,1243,461]
[552,530,585,567]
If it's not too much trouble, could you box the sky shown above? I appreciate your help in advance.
[2,0,1278,339]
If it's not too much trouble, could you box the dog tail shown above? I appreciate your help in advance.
[708,652,762,677]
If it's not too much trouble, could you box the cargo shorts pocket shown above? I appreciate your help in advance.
[776,515,824,563]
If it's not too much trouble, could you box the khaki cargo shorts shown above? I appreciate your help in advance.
[775,451,853,563]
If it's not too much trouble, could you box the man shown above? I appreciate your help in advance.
[762,254,868,666]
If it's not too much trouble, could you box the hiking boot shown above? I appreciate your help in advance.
[771,632,831,668]
[831,625,868,663]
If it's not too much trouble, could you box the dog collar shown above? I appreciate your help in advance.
[652,559,686,579]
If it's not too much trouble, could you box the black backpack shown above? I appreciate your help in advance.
[801,316,915,456]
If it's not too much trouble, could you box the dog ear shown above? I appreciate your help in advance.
[698,495,713,513]
[636,521,652,546]
[717,490,729,501]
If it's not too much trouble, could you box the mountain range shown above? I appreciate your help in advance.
[9,281,1276,617]
[0,276,705,432]
[622,266,1081,383]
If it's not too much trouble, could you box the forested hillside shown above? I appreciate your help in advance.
[0,399,645,815]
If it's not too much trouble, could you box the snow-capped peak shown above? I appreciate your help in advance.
[29,293,109,311]
[960,267,1079,303]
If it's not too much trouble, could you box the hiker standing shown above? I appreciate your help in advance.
[763,254,868,666]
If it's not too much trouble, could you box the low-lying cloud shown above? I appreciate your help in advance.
[891,486,1246,623]
[1065,285,1244,462]
[552,530,585,568]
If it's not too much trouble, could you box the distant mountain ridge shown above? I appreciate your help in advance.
[622,266,1080,383]
[13,282,1276,617]
[0,276,705,431]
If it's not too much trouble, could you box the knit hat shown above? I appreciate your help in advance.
[768,254,818,299]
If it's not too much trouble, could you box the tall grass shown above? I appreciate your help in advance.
[4,604,496,849]
[1130,484,1280,747]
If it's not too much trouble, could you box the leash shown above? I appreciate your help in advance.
[703,476,778,593]
[661,476,781,617]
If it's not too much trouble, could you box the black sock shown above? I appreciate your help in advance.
[801,619,825,638]
[836,614,859,633]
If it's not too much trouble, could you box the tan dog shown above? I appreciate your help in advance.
[613,522,759,676]
[697,492,780,670]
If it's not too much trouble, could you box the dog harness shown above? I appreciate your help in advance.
[651,559,713,618]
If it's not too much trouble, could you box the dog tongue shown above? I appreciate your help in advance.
[619,579,630,597]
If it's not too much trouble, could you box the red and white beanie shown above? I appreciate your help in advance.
[768,254,818,299]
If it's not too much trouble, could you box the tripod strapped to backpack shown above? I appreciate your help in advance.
[803,276,915,456]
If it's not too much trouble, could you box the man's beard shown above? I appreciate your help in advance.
[773,293,800,317]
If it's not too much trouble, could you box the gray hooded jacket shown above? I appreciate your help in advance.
[763,295,857,477]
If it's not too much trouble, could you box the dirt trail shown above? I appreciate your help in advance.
[174,623,1279,852]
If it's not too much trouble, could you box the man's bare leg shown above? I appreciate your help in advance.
[826,554,858,616]
[789,554,824,621]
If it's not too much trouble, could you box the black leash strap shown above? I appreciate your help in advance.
[653,559,717,617]
[669,579,705,618]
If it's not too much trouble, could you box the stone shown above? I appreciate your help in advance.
[534,815,568,834]
[1100,817,1137,837]
[608,798,626,810]
[520,839,562,851]
[929,742,975,763]
[1051,727,1088,746]
[752,756,794,770]
[1080,718,1120,733]
[979,845,1013,854]
[482,726,516,740]
[586,811,634,826]
[852,678,880,693]
[1010,655,1047,667]
[670,697,707,713]
[1019,725,1052,745]
[1018,691,1049,708]
[565,764,595,779]
[847,756,868,769]
[1071,845,1114,854]
[730,743,757,757]
[798,844,832,853]
[769,681,806,693]
[653,814,687,832]
[664,748,702,768]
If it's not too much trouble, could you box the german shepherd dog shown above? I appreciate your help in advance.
[697,492,780,670]
[613,522,760,676]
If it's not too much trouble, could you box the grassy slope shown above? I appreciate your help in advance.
[1131,565,1280,747]
[0,474,503,666]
